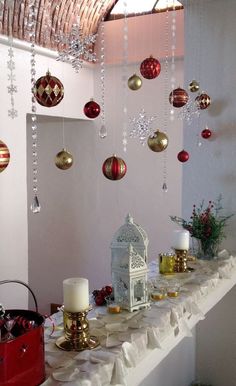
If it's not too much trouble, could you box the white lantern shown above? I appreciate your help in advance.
[111,214,150,312]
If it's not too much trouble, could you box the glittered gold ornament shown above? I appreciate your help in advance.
[188,80,200,92]
[55,149,73,170]
[147,130,169,152]
[128,74,142,91]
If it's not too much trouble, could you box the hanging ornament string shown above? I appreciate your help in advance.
[28,0,40,214]
[122,0,128,153]
[162,1,170,193]
[170,0,176,121]
[7,1,17,119]
[99,1,107,139]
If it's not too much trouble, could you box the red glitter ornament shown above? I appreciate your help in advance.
[177,150,189,163]
[0,140,10,172]
[201,127,212,139]
[84,99,100,118]
[102,155,127,180]
[140,55,161,79]
[195,93,211,110]
[34,71,64,107]
[169,87,189,108]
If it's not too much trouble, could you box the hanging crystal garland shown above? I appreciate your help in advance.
[28,0,41,214]
[122,0,128,152]
[7,1,17,119]
[161,1,170,193]
[169,0,176,123]
[99,2,107,139]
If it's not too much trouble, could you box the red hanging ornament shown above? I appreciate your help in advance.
[177,150,189,163]
[34,71,64,107]
[169,87,189,108]
[140,55,161,79]
[195,92,211,110]
[84,99,100,119]
[102,155,127,180]
[0,140,10,173]
[201,127,212,139]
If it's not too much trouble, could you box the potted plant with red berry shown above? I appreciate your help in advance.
[170,195,233,259]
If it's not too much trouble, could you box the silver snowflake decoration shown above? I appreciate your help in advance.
[178,98,200,124]
[129,109,157,145]
[7,39,18,119]
[55,22,97,73]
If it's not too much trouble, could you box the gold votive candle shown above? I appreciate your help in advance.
[167,290,179,298]
[107,304,121,314]
[151,291,167,301]
[159,253,176,275]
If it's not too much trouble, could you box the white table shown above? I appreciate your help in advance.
[42,251,236,386]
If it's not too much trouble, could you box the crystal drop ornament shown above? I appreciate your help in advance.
[99,124,107,138]
[31,195,41,213]
[162,182,168,192]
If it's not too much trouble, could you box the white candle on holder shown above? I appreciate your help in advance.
[63,277,89,312]
[172,230,190,250]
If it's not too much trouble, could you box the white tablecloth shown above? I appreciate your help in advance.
[41,251,236,386]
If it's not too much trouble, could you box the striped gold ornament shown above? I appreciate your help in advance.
[0,140,10,173]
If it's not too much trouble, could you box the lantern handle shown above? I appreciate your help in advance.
[0,280,38,312]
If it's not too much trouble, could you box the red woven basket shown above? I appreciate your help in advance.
[0,280,45,386]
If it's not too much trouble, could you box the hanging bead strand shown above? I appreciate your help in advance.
[162,1,170,193]
[29,1,41,213]
[170,0,176,122]
[122,0,128,152]
[99,3,107,139]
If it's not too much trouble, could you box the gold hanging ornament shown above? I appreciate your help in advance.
[128,74,142,91]
[147,130,169,152]
[55,149,73,170]
[188,80,200,93]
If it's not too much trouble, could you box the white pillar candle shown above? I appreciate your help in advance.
[172,230,190,250]
[63,277,89,312]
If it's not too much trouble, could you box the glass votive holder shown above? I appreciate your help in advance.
[105,296,121,314]
[167,280,180,298]
[159,253,176,275]
[150,279,168,301]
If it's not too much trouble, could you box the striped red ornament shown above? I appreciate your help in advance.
[102,155,127,181]
[169,87,189,108]
[0,140,10,173]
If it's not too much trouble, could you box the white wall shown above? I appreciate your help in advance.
[183,0,236,252]
[183,0,236,384]
[0,42,94,309]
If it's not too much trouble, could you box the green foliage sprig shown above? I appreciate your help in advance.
[170,195,233,252]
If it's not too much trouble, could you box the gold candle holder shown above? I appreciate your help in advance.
[174,249,189,273]
[56,308,99,351]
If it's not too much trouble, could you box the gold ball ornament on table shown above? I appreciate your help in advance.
[147,130,169,152]
[55,149,73,170]
[128,74,142,91]
[0,140,10,173]
[188,80,200,93]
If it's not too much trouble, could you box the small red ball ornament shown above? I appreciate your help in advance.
[0,140,10,173]
[201,127,212,139]
[102,155,127,180]
[34,71,64,107]
[195,92,211,110]
[169,87,189,108]
[140,55,161,79]
[84,99,101,119]
[177,149,189,163]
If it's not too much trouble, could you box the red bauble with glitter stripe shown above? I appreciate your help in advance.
[102,155,127,180]
[169,87,189,108]
[195,92,211,110]
[34,71,64,107]
[84,99,100,118]
[140,56,161,79]
[0,140,10,173]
